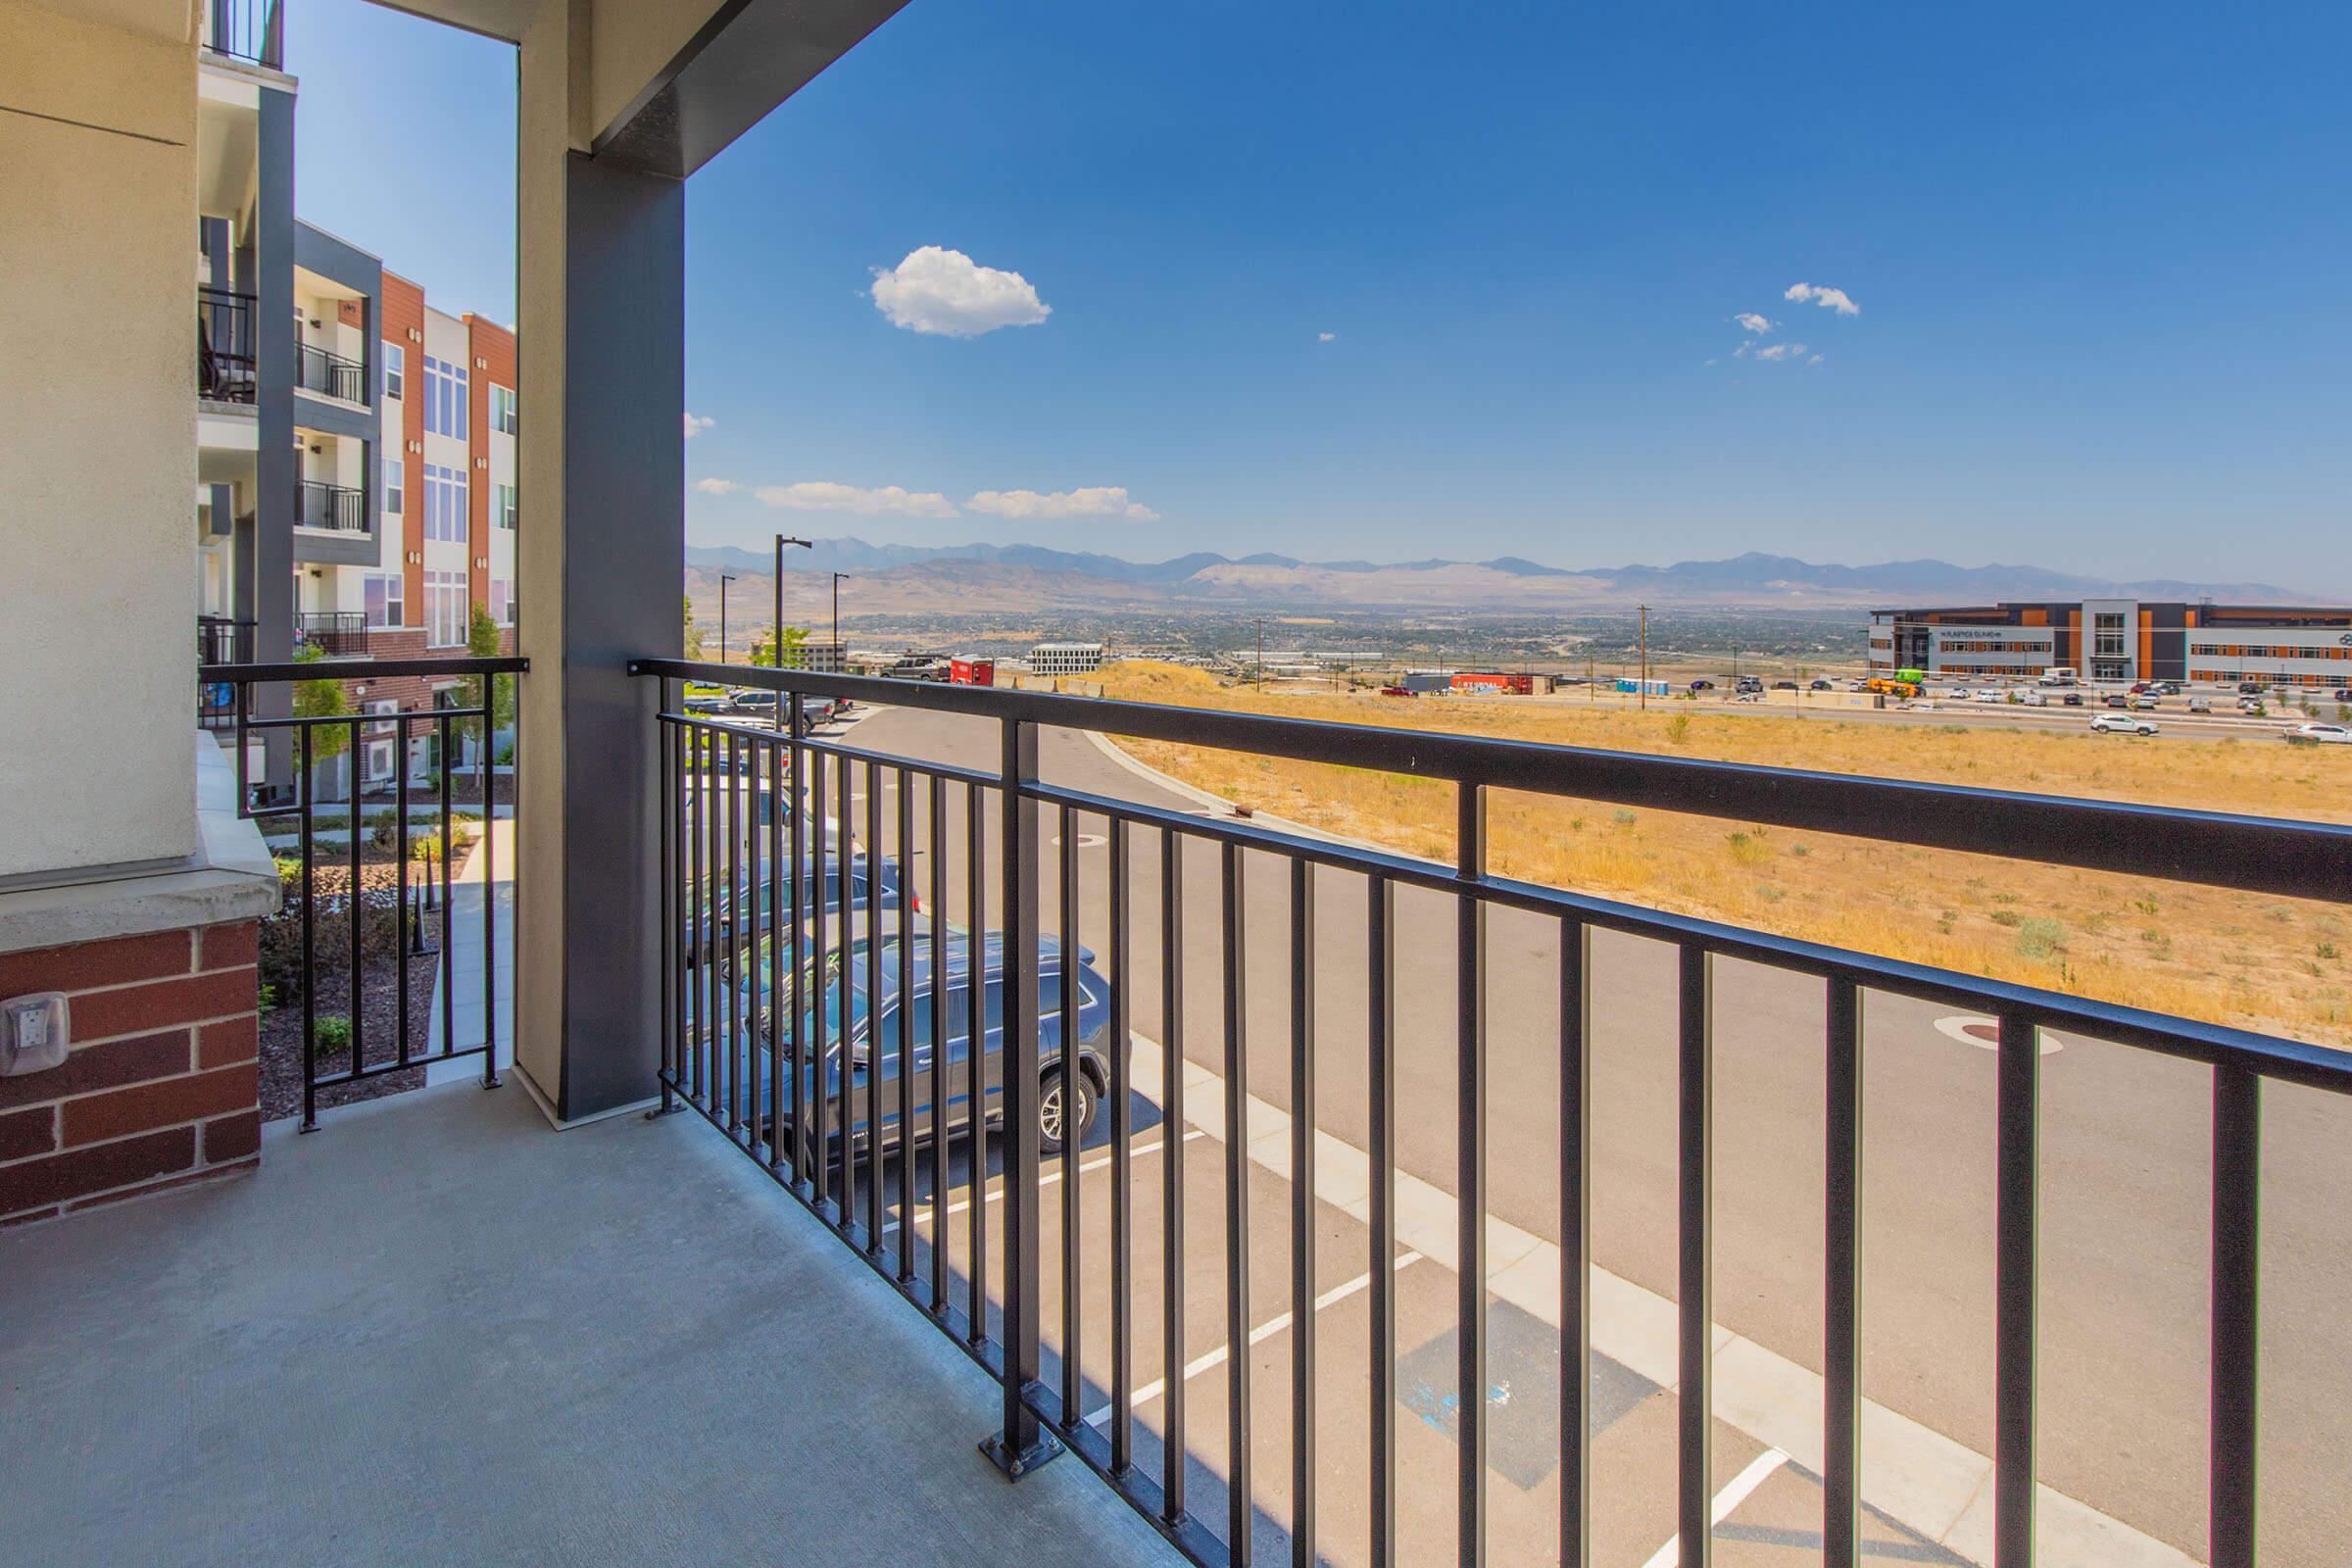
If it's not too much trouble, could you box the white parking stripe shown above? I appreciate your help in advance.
[1081,1251,1425,1430]
[1635,1446,1789,1568]
[878,1128,1206,1235]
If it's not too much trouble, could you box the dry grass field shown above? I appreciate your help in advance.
[1095,662,2352,1047]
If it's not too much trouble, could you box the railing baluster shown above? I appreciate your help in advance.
[1223,841,1253,1567]
[1678,943,1713,1568]
[438,713,455,1066]
[479,681,498,1089]
[1162,824,1189,1523]
[767,737,785,1168]
[1368,871,1396,1568]
[1824,977,1864,1568]
[837,750,855,1232]
[898,766,917,1284]
[1109,817,1134,1475]
[348,716,365,1082]
[725,731,743,1138]
[1290,855,1317,1568]
[930,772,951,1313]
[968,778,988,1345]
[1061,802,1084,1420]
[744,736,763,1146]
[1995,1010,2039,1568]
[298,721,317,1132]
[396,713,413,1071]
[2210,1062,2261,1568]
[867,759,886,1252]
[1559,916,1590,1568]
[810,747,830,1215]
[788,704,809,1191]
[984,716,1055,1476]
[1457,784,1488,1568]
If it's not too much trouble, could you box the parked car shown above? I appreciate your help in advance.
[2334,688,2352,703]
[1809,679,1834,691]
[2286,723,2352,746]
[682,691,730,714]
[2131,693,2160,710]
[728,688,778,714]
[1687,679,1714,692]
[2238,696,2265,713]
[2152,682,2181,696]
[1772,680,1798,691]
[1974,689,2008,704]
[2104,693,2129,709]
[1735,676,1763,694]
[1942,686,1972,700]
[2238,681,2265,696]
[2061,692,2084,707]
[2091,712,2159,736]
[2128,682,2152,695]
[733,930,1110,1155]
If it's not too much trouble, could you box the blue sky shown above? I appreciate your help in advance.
[295,1,2352,587]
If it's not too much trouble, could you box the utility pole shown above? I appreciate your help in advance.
[717,571,738,663]
[774,535,812,729]
[830,572,850,670]
[1639,604,1651,710]
[1254,616,1267,691]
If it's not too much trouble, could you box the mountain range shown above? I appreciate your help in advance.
[682,540,2302,616]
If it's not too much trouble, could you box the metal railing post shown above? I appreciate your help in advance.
[983,714,1062,1477]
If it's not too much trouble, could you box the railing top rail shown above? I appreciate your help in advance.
[197,284,258,305]
[299,342,368,369]
[628,656,2352,903]
[201,656,527,681]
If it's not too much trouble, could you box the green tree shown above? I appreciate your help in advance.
[461,604,514,754]
[291,642,349,760]
[683,595,705,659]
[749,623,810,668]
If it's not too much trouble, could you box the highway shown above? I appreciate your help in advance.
[769,700,2351,1566]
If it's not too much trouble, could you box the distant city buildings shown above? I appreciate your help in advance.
[1869,601,2352,686]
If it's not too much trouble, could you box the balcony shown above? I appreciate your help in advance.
[119,655,2352,1568]
[296,340,368,404]
[196,285,257,406]
[295,478,367,533]
[293,610,368,657]
[199,0,283,70]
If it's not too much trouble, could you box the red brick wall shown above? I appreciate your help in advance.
[464,314,514,617]
[0,922,263,1226]
[382,272,427,629]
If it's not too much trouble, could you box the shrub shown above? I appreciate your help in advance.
[313,1016,353,1057]
[1611,808,1638,828]
[1725,830,1772,867]
[2016,918,2067,959]
[2321,940,2342,961]
[1666,713,1692,744]
[1988,909,2024,928]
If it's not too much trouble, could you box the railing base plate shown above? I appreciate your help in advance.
[979,1428,1065,1481]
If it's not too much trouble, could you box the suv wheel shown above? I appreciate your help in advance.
[1039,1066,1099,1154]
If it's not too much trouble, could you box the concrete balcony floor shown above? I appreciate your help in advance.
[2,1078,1176,1568]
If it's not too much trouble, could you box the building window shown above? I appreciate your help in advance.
[494,483,517,530]
[491,384,517,435]
[424,463,467,543]
[382,342,405,401]
[426,569,466,648]
[364,572,405,629]
[2092,612,2128,659]
[490,578,512,625]
[423,355,468,439]
[382,455,403,515]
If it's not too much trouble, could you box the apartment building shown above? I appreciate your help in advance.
[1027,641,1106,675]
[1869,600,2352,686]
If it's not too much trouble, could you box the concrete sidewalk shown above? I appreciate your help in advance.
[424,815,514,1086]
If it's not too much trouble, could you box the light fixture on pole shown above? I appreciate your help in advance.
[774,536,812,729]
[717,571,739,663]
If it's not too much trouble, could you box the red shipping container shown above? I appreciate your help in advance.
[950,658,996,686]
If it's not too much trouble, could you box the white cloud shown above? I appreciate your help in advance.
[1754,343,1793,362]
[755,481,958,518]
[1733,313,1774,335]
[1784,282,1860,316]
[965,486,1160,522]
[1318,331,1337,342]
[684,412,714,439]
[1733,341,1751,358]
[694,477,741,496]
[870,246,1052,337]
[1808,354,1825,366]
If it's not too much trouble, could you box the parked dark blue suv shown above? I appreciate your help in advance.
[717,929,1109,1154]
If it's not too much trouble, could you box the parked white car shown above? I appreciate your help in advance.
[2091,712,2159,736]
[2286,723,2351,745]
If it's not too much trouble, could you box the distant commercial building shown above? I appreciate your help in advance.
[1869,602,2352,686]
[1029,641,1106,676]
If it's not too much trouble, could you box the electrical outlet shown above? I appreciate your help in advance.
[1,992,70,1076]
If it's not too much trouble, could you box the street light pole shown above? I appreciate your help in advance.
[718,571,738,663]
[830,572,850,669]
[1639,604,1651,710]
[1254,617,1266,691]
[774,535,813,729]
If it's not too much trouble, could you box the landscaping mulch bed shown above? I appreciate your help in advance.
[259,948,444,1122]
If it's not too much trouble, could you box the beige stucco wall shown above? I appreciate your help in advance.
[0,0,199,878]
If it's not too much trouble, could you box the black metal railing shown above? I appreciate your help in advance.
[631,655,2350,1568]
[197,616,256,731]
[203,0,283,68]
[296,479,367,533]
[296,341,369,402]
[198,286,258,405]
[294,611,368,657]
[199,656,525,1130]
